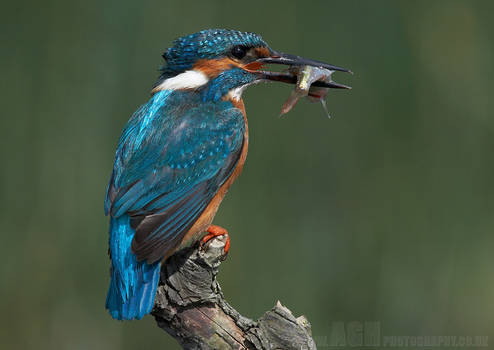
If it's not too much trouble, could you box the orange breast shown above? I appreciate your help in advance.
[167,98,248,256]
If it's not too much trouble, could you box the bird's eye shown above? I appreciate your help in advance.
[231,45,247,59]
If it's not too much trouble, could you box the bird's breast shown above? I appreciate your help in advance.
[225,96,248,183]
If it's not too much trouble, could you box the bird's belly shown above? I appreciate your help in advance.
[177,182,231,250]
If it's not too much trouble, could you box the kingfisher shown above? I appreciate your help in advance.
[104,29,350,320]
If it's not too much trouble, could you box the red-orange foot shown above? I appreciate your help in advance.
[200,225,230,255]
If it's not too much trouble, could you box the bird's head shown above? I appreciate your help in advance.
[153,29,350,102]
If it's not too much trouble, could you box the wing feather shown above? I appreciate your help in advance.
[105,91,245,263]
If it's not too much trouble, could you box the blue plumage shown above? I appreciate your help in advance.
[105,89,245,319]
[201,68,257,102]
[106,215,160,320]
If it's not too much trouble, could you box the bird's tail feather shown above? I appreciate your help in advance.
[105,214,161,320]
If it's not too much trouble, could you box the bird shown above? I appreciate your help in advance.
[104,29,350,320]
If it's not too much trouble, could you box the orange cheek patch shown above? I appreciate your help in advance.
[193,53,267,78]
[194,57,238,78]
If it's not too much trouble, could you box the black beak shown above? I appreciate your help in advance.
[256,51,352,89]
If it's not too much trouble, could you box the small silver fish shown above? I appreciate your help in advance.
[280,66,343,118]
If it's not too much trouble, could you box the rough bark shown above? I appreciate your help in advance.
[151,235,317,349]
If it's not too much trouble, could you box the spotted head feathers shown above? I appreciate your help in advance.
[160,29,268,76]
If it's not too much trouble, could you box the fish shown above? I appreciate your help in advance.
[280,65,343,118]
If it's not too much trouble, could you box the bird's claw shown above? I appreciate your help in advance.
[200,225,230,257]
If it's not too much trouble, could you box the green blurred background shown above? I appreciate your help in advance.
[1,0,493,349]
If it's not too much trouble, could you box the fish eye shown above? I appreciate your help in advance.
[231,45,247,59]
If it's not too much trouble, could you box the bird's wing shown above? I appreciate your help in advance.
[105,92,245,263]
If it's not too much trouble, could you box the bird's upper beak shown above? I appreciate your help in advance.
[255,51,352,89]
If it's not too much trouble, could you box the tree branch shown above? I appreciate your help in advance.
[151,235,317,349]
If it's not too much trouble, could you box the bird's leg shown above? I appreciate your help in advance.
[200,225,230,255]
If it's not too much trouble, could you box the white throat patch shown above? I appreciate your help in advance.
[153,70,209,92]
[227,86,246,102]
[227,80,259,101]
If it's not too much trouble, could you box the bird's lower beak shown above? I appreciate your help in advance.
[256,51,352,89]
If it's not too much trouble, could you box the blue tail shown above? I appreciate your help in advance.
[105,215,161,320]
